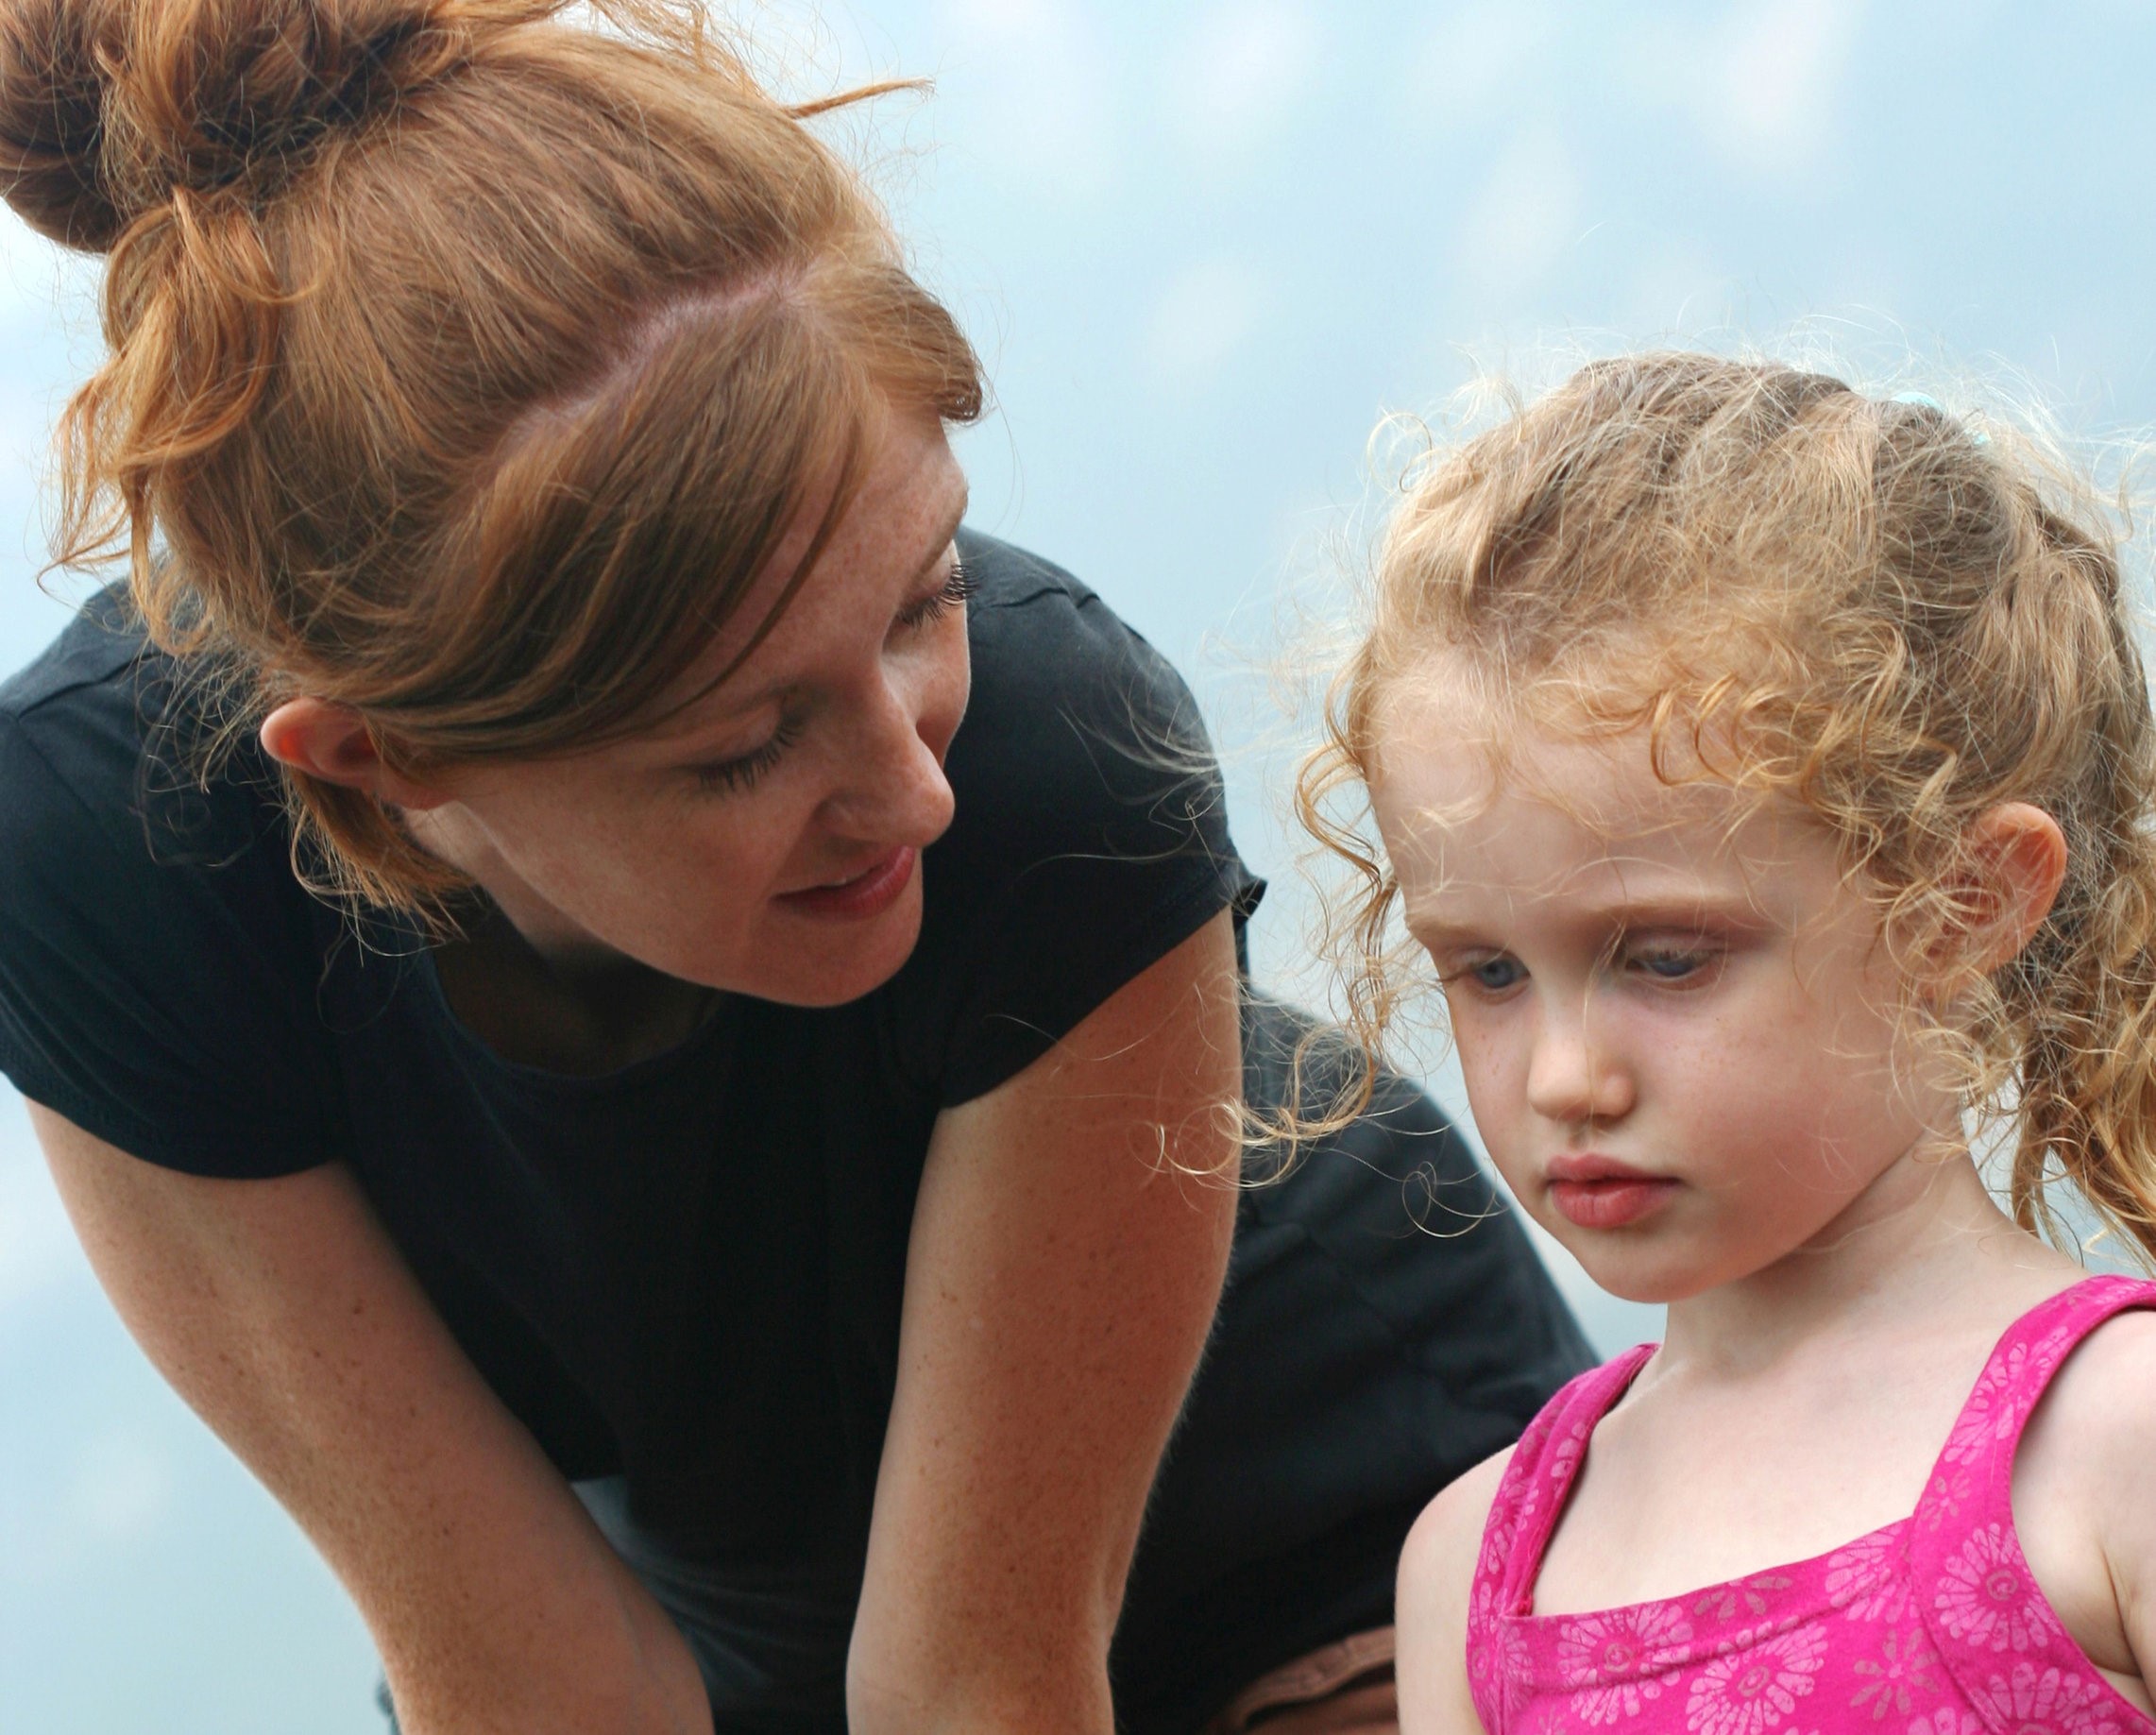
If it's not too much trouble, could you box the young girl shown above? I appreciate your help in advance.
[1300,352,2156,1735]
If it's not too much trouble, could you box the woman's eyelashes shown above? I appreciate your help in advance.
[895,555,972,631]
[689,559,968,795]
[693,713,806,794]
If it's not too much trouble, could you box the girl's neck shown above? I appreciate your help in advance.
[1656,1140,2080,1380]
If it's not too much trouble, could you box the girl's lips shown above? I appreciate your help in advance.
[1544,1155,1679,1230]
[1547,1178,1680,1230]
[774,847,916,921]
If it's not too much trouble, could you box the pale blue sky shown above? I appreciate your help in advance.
[4,1,2154,1726]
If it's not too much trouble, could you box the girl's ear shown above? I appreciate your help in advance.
[259,699,457,811]
[1957,802,2068,974]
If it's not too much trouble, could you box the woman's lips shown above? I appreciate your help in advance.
[774,847,917,921]
[1544,1154,1680,1230]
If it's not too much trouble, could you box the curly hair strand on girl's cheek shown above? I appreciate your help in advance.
[1296,350,2156,1272]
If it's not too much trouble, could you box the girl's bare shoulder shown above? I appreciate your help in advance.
[1400,1444,1514,1612]
[1399,1446,1515,1735]
[2022,1299,2156,1505]
[2015,1301,2156,1713]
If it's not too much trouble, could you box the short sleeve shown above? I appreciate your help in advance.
[891,535,1263,1106]
[0,628,347,1177]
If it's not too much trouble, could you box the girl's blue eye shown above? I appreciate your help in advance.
[1629,945,1712,981]
[1468,955,1526,991]
[896,556,973,631]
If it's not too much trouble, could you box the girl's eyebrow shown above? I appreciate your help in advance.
[1557,892,1771,929]
[1411,891,1770,946]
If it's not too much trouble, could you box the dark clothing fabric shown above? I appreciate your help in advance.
[0,534,1592,1733]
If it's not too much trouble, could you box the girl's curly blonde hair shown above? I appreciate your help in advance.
[1296,350,2156,1268]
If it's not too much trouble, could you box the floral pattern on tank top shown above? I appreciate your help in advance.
[1463,1275,2156,1735]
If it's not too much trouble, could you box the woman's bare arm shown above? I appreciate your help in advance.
[846,911,1243,1735]
[30,1102,710,1735]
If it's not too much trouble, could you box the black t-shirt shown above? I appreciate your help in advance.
[0,533,1590,1732]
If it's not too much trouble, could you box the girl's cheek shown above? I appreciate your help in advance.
[1447,1006,1522,1121]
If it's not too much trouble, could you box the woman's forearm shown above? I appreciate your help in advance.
[850,914,1242,1733]
[33,1104,713,1735]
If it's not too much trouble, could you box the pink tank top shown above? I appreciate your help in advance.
[1464,1274,2156,1735]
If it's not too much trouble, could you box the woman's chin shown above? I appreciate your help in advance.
[735,886,927,1009]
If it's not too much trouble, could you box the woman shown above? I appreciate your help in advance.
[0,0,1589,1728]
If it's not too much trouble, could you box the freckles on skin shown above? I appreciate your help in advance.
[1366,663,1951,1304]
[408,410,974,1004]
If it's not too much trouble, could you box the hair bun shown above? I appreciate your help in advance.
[0,0,466,251]
[0,0,126,247]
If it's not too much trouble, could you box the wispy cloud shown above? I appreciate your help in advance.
[1145,256,1270,384]
[932,0,1117,198]
[1621,0,1869,179]
[68,1429,173,1540]
[1456,126,1582,295]
[1165,0,1319,161]
[1403,0,1559,131]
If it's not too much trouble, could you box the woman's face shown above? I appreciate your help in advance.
[408,410,973,1006]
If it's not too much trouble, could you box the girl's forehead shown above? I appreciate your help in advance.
[1370,671,1830,894]
[1370,664,1689,825]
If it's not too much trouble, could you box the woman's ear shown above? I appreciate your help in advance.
[1958,802,2068,974]
[259,699,455,811]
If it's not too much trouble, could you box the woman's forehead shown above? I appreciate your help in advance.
[633,421,970,740]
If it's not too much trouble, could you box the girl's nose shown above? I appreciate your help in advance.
[1524,1004,1635,1128]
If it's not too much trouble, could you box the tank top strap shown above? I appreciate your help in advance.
[1464,1344,1655,1735]
[1909,1273,2156,1733]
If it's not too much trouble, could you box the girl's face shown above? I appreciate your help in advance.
[1367,660,1962,1304]
[405,410,973,1007]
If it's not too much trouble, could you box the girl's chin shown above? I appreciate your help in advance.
[1552,1229,1727,1311]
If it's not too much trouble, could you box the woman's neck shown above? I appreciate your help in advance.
[432,899,717,1076]
[403,803,718,1075]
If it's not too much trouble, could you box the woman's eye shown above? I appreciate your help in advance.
[895,555,973,631]
[692,715,804,795]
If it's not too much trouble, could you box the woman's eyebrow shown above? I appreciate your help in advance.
[650,496,975,741]
[905,495,970,594]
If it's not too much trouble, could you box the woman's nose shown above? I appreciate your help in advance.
[823,674,959,849]
[1524,1002,1635,1128]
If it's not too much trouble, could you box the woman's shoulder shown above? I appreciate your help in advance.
[2,588,158,837]
[954,528,1107,631]
[0,593,338,1178]
[1,587,283,867]
[953,530,1211,783]
[942,531,1241,887]
[894,534,1257,1106]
